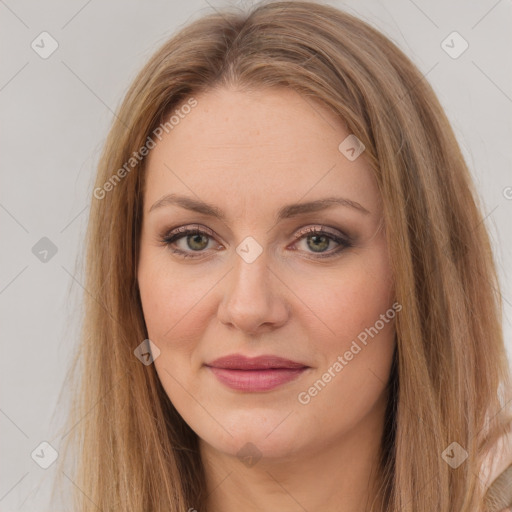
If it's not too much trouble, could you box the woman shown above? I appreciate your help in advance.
[55,1,512,510]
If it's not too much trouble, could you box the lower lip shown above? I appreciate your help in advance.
[207,367,308,392]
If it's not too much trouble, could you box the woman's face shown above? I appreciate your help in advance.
[137,86,397,461]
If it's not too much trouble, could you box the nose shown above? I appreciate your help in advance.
[217,249,290,335]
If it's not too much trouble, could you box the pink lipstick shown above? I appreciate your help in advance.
[205,354,309,392]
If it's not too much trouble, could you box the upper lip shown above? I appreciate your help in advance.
[206,354,309,370]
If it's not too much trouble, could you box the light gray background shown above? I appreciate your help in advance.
[1,0,511,509]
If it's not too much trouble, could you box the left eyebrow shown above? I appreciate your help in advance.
[276,197,371,218]
[148,193,371,220]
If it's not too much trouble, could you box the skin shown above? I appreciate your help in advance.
[137,86,397,512]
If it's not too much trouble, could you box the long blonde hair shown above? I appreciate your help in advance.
[54,1,512,510]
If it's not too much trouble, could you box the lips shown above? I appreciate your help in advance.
[207,354,308,370]
[205,354,309,391]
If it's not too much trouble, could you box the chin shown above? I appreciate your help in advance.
[196,412,310,463]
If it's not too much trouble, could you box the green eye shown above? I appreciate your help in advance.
[305,233,331,252]
[162,225,352,259]
[293,227,351,259]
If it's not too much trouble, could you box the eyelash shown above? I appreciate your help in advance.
[160,224,353,260]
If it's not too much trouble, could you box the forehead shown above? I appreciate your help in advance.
[143,86,379,218]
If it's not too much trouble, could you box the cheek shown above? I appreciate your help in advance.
[295,290,395,443]
[308,244,394,348]
[138,258,208,398]
[297,239,396,408]
[138,249,206,342]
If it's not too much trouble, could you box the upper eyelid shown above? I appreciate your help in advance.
[166,224,216,238]
[294,225,345,238]
[163,224,347,242]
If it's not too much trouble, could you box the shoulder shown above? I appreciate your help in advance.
[482,423,512,511]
